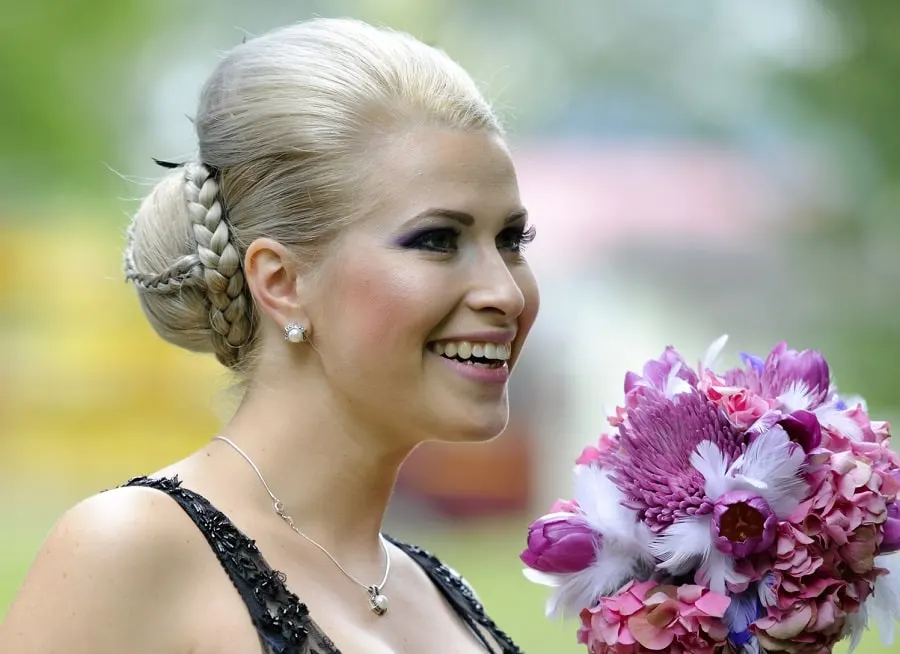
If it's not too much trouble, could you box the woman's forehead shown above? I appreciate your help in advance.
[360,127,522,224]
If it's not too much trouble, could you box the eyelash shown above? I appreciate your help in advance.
[404,225,537,255]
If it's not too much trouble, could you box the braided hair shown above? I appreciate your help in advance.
[125,163,254,369]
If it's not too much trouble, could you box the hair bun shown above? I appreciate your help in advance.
[124,163,253,368]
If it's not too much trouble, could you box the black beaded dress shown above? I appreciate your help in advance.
[121,477,523,654]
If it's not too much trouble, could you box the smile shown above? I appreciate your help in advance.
[429,340,510,365]
[427,340,512,384]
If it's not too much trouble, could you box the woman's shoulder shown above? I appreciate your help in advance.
[0,480,208,653]
[50,477,210,569]
[22,478,207,586]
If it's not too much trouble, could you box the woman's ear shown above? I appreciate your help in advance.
[243,237,310,329]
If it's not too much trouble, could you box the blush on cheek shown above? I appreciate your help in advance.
[318,251,445,425]
[324,249,443,362]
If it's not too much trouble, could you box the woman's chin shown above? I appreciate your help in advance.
[434,411,510,444]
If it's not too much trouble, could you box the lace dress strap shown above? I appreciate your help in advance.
[120,476,334,654]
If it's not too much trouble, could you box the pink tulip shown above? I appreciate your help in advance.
[712,491,777,559]
[520,512,600,573]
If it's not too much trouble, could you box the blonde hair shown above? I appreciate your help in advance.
[124,18,501,373]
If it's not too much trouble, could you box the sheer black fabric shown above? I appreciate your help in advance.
[120,476,523,654]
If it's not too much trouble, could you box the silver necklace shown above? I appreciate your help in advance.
[213,435,391,616]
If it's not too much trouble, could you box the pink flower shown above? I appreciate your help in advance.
[800,450,892,556]
[578,581,731,653]
[577,446,603,467]
[753,546,858,653]
[521,511,601,574]
[705,385,772,430]
[577,433,620,467]
[750,569,879,654]
[844,404,891,444]
[754,603,844,654]
[773,523,824,582]
[748,447,892,652]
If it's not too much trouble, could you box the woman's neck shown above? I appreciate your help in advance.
[207,377,412,558]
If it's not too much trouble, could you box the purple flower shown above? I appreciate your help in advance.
[880,500,900,554]
[520,512,601,573]
[762,342,831,409]
[724,342,831,411]
[624,346,699,398]
[724,588,764,648]
[712,491,777,558]
[778,410,822,452]
[603,391,746,533]
[739,352,765,375]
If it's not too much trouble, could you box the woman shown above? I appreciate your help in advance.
[0,17,538,654]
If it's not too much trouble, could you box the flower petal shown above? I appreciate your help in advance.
[695,590,733,619]
[628,612,678,649]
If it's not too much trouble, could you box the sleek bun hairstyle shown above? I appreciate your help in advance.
[124,17,501,373]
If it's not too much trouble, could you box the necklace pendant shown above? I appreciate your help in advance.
[368,585,389,616]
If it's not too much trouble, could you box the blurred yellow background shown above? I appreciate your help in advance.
[3,1,900,652]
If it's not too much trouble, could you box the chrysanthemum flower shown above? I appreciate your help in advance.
[601,391,746,533]
[577,433,620,467]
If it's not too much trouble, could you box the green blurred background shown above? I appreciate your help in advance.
[2,1,900,651]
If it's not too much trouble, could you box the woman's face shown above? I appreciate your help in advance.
[307,126,540,447]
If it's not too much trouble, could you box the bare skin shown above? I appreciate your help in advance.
[0,126,539,654]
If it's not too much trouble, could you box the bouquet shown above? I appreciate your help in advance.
[521,336,900,653]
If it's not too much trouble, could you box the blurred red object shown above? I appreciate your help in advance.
[396,420,532,518]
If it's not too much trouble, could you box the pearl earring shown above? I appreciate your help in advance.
[284,323,308,343]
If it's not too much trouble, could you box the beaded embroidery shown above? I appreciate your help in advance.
[122,476,522,654]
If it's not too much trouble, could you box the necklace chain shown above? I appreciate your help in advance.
[213,435,391,602]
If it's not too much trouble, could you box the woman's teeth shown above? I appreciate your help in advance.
[430,341,511,365]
